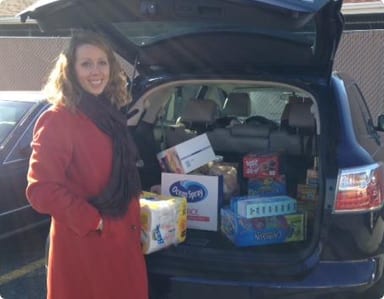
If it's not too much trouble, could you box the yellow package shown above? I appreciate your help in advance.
[140,191,187,254]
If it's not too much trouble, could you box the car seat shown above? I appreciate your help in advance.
[215,92,251,128]
[165,98,220,147]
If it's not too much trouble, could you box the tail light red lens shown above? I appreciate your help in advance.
[334,163,384,213]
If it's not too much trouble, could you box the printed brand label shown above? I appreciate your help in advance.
[169,180,208,203]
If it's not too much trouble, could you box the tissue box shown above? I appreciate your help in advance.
[231,195,297,219]
[140,192,187,254]
[157,133,216,174]
[221,208,306,247]
[248,175,286,196]
[161,173,223,231]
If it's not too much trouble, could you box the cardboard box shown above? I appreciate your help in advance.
[221,208,306,247]
[161,173,223,231]
[297,184,318,201]
[231,195,297,219]
[297,199,318,220]
[248,175,286,196]
[193,161,239,203]
[243,152,280,178]
[306,169,319,186]
[140,192,187,254]
[157,133,216,174]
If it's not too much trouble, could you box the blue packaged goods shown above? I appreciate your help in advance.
[231,195,297,218]
[248,175,286,196]
[221,208,306,247]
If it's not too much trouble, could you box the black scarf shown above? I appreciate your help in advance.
[77,92,142,217]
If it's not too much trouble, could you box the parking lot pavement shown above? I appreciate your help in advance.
[0,226,48,299]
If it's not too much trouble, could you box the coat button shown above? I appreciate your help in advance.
[130,225,137,230]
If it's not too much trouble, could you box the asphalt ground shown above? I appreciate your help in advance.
[0,226,48,299]
[0,225,384,299]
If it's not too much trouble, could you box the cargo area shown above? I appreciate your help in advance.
[134,80,321,273]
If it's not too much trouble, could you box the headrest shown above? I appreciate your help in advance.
[181,99,219,124]
[223,92,251,117]
[287,102,315,130]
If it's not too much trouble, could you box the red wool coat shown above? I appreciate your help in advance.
[26,105,148,299]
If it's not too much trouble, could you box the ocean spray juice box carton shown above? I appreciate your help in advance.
[221,208,306,247]
[161,173,223,231]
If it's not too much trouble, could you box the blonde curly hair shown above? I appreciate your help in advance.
[43,30,130,110]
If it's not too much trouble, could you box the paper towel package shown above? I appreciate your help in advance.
[140,192,187,254]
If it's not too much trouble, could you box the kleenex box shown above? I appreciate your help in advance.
[231,195,297,218]
[157,133,216,174]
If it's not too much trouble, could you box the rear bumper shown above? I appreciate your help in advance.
[150,258,381,298]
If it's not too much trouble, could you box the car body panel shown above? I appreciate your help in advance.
[19,0,343,78]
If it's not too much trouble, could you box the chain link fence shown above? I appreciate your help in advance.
[334,30,384,120]
[1,31,384,120]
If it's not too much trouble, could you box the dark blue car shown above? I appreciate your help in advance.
[19,0,384,298]
[0,91,50,239]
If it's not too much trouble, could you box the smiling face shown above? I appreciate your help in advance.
[74,43,110,96]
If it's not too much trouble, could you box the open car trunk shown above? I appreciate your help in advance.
[131,78,324,280]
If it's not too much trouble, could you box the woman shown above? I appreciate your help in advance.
[26,31,148,299]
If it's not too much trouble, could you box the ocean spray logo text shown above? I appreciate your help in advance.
[169,180,207,203]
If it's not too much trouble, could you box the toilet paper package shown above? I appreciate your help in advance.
[140,192,187,254]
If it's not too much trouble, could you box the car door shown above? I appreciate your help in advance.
[19,0,343,79]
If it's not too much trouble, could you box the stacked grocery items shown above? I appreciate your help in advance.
[152,134,233,232]
[147,136,316,250]
[243,152,287,197]
[154,133,239,232]
[296,156,319,220]
[220,152,306,247]
[221,195,306,247]
[192,159,240,203]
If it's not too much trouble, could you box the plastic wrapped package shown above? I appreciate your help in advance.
[140,192,187,254]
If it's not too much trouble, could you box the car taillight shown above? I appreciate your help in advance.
[334,163,384,213]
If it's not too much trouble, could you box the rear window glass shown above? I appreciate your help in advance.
[113,20,316,46]
[160,84,309,126]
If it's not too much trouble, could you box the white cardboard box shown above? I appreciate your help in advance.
[157,133,216,174]
[161,173,223,231]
